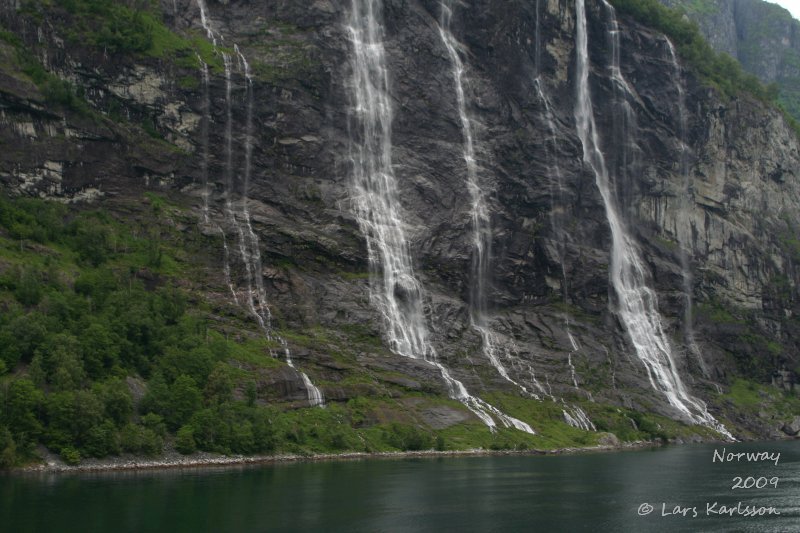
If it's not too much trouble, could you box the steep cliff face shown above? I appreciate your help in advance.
[1,0,799,440]
[660,0,800,119]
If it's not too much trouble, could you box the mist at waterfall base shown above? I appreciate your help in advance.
[5,441,798,532]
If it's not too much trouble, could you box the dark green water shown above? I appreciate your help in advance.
[2,441,798,532]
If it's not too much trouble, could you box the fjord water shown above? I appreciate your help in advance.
[4,441,798,532]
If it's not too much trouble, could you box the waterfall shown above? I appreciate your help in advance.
[196,0,219,46]
[229,47,267,333]
[198,54,211,223]
[347,0,533,433]
[195,1,324,407]
[438,0,540,399]
[534,0,542,75]
[196,53,238,304]
[281,339,325,407]
[533,76,597,431]
[574,0,729,438]
[347,0,428,360]
[562,404,596,432]
[535,78,580,386]
[221,52,256,312]
[665,38,709,377]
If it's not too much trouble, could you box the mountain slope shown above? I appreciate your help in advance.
[1,0,800,467]
[659,0,800,119]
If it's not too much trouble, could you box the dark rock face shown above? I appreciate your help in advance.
[1,0,799,433]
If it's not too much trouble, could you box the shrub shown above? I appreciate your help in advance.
[119,423,163,456]
[83,419,120,457]
[384,423,432,451]
[175,425,196,455]
[0,426,17,468]
[60,446,81,465]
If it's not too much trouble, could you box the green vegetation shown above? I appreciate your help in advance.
[0,193,232,465]
[0,193,317,465]
[695,301,743,325]
[482,393,599,449]
[610,0,800,136]
[0,27,89,114]
[0,194,567,468]
[679,0,719,16]
[693,299,783,379]
[18,0,222,70]
[582,402,721,441]
[715,378,800,437]
[249,39,316,83]
[734,1,800,122]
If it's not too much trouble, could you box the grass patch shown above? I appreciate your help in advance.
[718,378,800,416]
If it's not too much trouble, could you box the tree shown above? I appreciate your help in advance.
[2,379,44,454]
[94,379,133,426]
[204,363,234,404]
[175,425,196,455]
[167,375,203,430]
[80,322,121,378]
[0,425,16,467]
[0,313,48,369]
[32,333,86,390]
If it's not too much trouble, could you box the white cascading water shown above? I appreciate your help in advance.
[575,0,729,438]
[198,54,211,223]
[562,403,596,431]
[438,0,540,399]
[236,45,325,406]
[221,52,256,307]
[196,0,219,46]
[665,38,709,377]
[196,1,323,407]
[226,49,263,333]
[347,0,533,433]
[196,53,239,304]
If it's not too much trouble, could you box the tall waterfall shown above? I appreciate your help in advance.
[665,38,708,377]
[347,0,533,433]
[438,1,539,399]
[197,54,238,305]
[198,55,211,223]
[346,0,429,360]
[195,1,323,407]
[574,0,728,436]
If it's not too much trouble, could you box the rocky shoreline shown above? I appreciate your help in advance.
[16,441,662,475]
